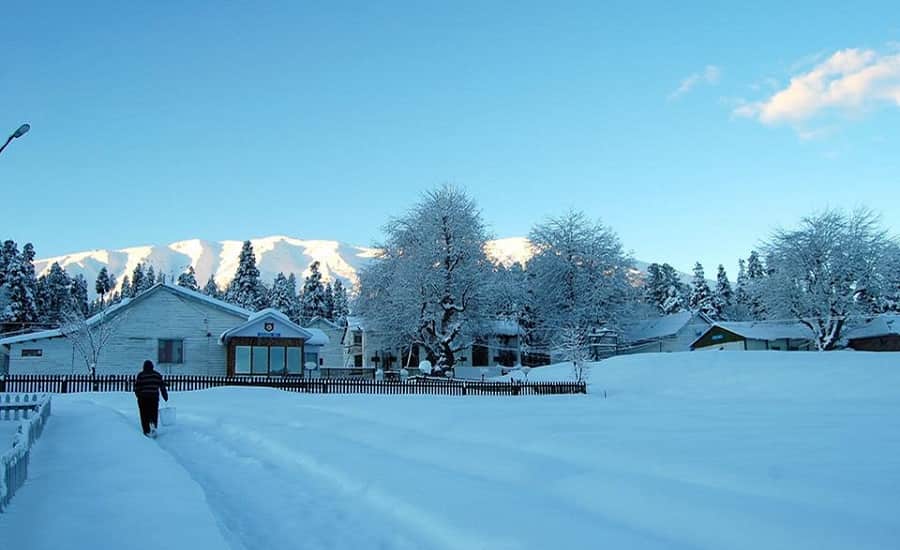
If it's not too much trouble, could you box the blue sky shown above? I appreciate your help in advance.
[2,2,899,276]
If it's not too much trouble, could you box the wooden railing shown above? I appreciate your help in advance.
[1,393,52,512]
[0,374,586,397]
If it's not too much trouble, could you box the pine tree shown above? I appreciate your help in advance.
[644,262,686,315]
[268,272,296,315]
[177,266,199,291]
[146,266,157,288]
[713,264,733,320]
[20,243,39,318]
[747,250,765,279]
[286,273,300,322]
[70,274,89,316]
[0,240,19,287]
[332,279,349,325]
[323,282,335,321]
[225,240,266,311]
[120,275,133,299]
[688,262,715,316]
[1,251,38,324]
[300,261,327,322]
[746,250,767,319]
[95,267,113,304]
[203,274,221,299]
[38,262,73,323]
[131,264,146,296]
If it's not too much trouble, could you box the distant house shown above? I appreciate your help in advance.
[0,283,329,377]
[691,321,814,351]
[340,316,523,378]
[621,311,714,354]
[306,316,373,377]
[844,314,900,351]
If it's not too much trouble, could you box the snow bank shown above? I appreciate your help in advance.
[523,351,900,400]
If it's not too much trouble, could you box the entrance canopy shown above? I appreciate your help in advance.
[219,308,328,346]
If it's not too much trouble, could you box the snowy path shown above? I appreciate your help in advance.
[2,352,899,550]
[0,398,230,550]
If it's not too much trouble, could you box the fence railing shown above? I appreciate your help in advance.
[0,374,586,397]
[1,393,52,512]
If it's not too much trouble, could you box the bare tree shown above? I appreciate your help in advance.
[556,326,591,383]
[59,307,126,374]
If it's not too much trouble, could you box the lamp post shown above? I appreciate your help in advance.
[0,124,30,155]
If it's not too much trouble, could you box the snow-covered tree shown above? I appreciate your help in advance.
[59,306,126,374]
[130,264,146,296]
[70,274,89,316]
[300,261,328,322]
[356,185,493,374]
[731,258,752,320]
[0,240,19,288]
[176,266,199,291]
[268,272,296,315]
[644,262,687,315]
[526,210,634,355]
[760,208,897,350]
[95,267,113,305]
[225,240,267,311]
[745,250,768,318]
[146,265,157,288]
[1,249,38,324]
[202,274,221,299]
[712,264,733,319]
[331,278,349,325]
[323,282,335,321]
[875,243,900,313]
[120,275,133,299]
[37,262,73,324]
[688,262,716,316]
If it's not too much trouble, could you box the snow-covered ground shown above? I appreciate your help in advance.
[0,421,20,445]
[2,351,899,549]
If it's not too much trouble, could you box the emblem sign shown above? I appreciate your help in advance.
[264,322,275,332]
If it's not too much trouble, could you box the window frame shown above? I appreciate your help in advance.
[158,339,184,364]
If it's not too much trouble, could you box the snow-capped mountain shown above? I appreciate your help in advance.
[35,234,691,297]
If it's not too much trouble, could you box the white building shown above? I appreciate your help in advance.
[621,311,714,354]
[0,283,329,377]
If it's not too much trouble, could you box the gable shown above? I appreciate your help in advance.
[692,326,745,349]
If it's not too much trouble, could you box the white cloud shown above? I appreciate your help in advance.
[669,65,721,100]
[736,48,900,125]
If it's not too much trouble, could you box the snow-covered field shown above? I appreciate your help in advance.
[2,351,899,550]
[0,421,20,445]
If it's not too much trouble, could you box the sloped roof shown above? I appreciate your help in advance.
[219,308,329,346]
[691,321,814,348]
[1,283,252,347]
[845,315,900,340]
[624,311,703,343]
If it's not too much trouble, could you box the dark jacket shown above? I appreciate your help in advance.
[134,362,169,401]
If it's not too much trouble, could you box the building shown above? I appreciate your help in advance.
[340,316,524,378]
[0,283,328,376]
[621,311,714,354]
[844,314,900,351]
[691,321,814,351]
[306,316,374,378]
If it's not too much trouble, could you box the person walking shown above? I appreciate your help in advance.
[134,359,169,437]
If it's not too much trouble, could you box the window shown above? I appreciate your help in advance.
[353,331,363,345]
[305,351,319,369]
[21,349,43,357]
[269,347,286,376]
[354,354,363,367]
[252,347,269,375]
[158,340,183,364]
[286,347,302,375]
[235,346,251,374]
[472,344,489,367]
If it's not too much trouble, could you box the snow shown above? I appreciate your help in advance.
[623,310,695,342]
[0,421,20,444]
[2,351,899,549]
[844,314,900,339]
[707,320,814,342]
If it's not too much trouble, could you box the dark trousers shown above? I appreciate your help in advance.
[137,395,159,434]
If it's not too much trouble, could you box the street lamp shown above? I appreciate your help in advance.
[0,123,31,155]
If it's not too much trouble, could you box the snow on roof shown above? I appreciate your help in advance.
[1,283,251,347]
[345,316,366,331]
[220,308,330,346]
[844,315,900,340]
[624,311,697,343]
[703,321,814,343]
[490,319,523,336]
[306,316,342,330]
